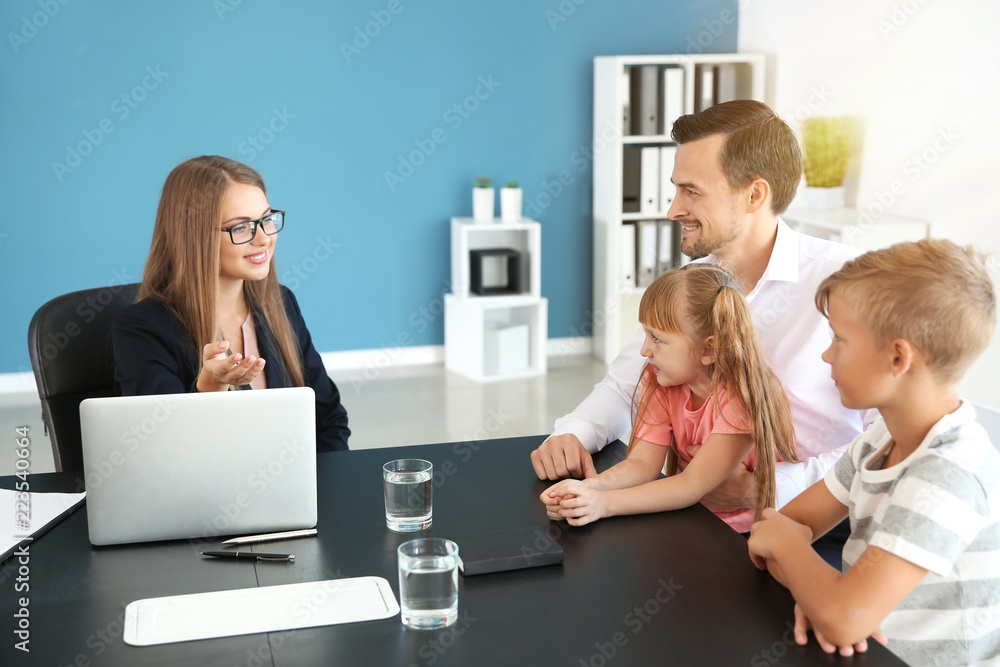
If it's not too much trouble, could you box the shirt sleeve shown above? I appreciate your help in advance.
[865,454,993,577]
[775,445,850,508]
[633,385,673,447]
[823,440,858,506]
[551,327,645,453]
[112,300,199,395]
[282,287,351,452]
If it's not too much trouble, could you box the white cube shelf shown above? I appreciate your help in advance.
[450,217,541,298]
[444,294,547,382]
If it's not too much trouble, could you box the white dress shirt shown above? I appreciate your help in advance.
[552,219,875,507]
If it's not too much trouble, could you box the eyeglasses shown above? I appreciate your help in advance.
[221,210,285,245]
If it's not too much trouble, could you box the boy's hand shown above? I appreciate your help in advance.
[793,604,888,656]
[540,479,606,526]
[747,508,813,569]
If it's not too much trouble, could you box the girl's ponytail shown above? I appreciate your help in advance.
[709,282,798,519]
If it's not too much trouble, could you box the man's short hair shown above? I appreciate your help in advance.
[815,238,997,384]
[671,99,801,215]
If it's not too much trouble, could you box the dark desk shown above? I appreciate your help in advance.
[2,436,905,666]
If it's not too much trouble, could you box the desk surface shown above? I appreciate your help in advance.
[2,436,905,666]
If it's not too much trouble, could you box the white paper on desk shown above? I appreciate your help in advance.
[1,489,86,562]
[124,577,400,646]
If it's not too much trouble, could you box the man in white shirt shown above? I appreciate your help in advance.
[532,100,870,515]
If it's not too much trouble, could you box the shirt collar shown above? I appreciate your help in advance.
[704,217,800,293]
[758,217,800,285]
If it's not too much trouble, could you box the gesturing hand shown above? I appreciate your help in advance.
[196,340,266,392]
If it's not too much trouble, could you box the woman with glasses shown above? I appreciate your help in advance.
[112,155,350,451]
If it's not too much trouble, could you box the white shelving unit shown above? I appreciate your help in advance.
[444,217,547,382]
[782,206,929,251]
[592,53,766,363]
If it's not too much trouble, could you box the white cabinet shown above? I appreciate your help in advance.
[782,206,929,252]
[444,218,547,382]
[592,54,766,363]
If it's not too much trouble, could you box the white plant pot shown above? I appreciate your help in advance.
[804,185,846,210]
[472,187,495,223]
[500,188,523,223]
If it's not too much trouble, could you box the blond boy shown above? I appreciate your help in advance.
[747,239,1000,666]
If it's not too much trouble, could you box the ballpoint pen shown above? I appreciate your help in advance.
[222,528,318,546]
[200,551,295,562]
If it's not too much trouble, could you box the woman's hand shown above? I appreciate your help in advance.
[196,341,266,392]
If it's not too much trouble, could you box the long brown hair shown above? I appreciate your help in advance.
[631,264,798,519]
[138,155,305,387]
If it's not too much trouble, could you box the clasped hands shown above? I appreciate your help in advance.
[196,340,266,392]
[540,479,607,526]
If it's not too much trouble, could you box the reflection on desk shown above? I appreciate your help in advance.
[0,436,905,666]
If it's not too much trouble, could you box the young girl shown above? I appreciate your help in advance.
[112,155,350,451]
[541,264,797,533]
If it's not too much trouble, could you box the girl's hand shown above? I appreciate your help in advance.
[540,480,575,521]
[197,341,266,392]
[545,479,607,526]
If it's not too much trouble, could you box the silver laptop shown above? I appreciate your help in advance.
[80,387,317,546]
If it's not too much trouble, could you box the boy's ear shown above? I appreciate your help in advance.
[701,335,716,366]
[889,338,915,377]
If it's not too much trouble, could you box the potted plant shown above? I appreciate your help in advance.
[500,181,522,223]
[801,116,854,209]
[472,176,494,223]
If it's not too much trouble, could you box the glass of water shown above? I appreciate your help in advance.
[383,459,433,532]
[397,538,459,630]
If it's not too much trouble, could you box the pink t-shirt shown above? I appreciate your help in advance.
[633,383,759,533]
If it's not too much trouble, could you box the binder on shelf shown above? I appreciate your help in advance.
[622,147,641,213]
[640,147,659,214]
[714,63,738,104]
[636,221,658,288]
[656,220,674,276]
[659,146,677,213]
[620,69,631,137]
[620,223,636,288]
[661,67,685,136]
[695,64,715,112]
[629,65,659,135]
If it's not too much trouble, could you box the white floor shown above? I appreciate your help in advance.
[0,355,610,476]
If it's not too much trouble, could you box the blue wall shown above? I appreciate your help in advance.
[0,0,739,375]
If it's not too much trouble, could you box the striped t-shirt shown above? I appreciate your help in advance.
[825,401,1000,667]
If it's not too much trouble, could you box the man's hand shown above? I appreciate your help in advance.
[679,443,755,512]
[531,434,598,480]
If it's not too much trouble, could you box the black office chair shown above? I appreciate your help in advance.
[27,283,140,472]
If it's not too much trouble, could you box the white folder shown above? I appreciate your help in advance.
[659,146,677,213]
[640,147,659,213]
[620,224,636,288]
[656,220,674,276]
[715,63,738,104]
[636,221,658,288]
[661,67,685,136]
[695,64,715,112]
